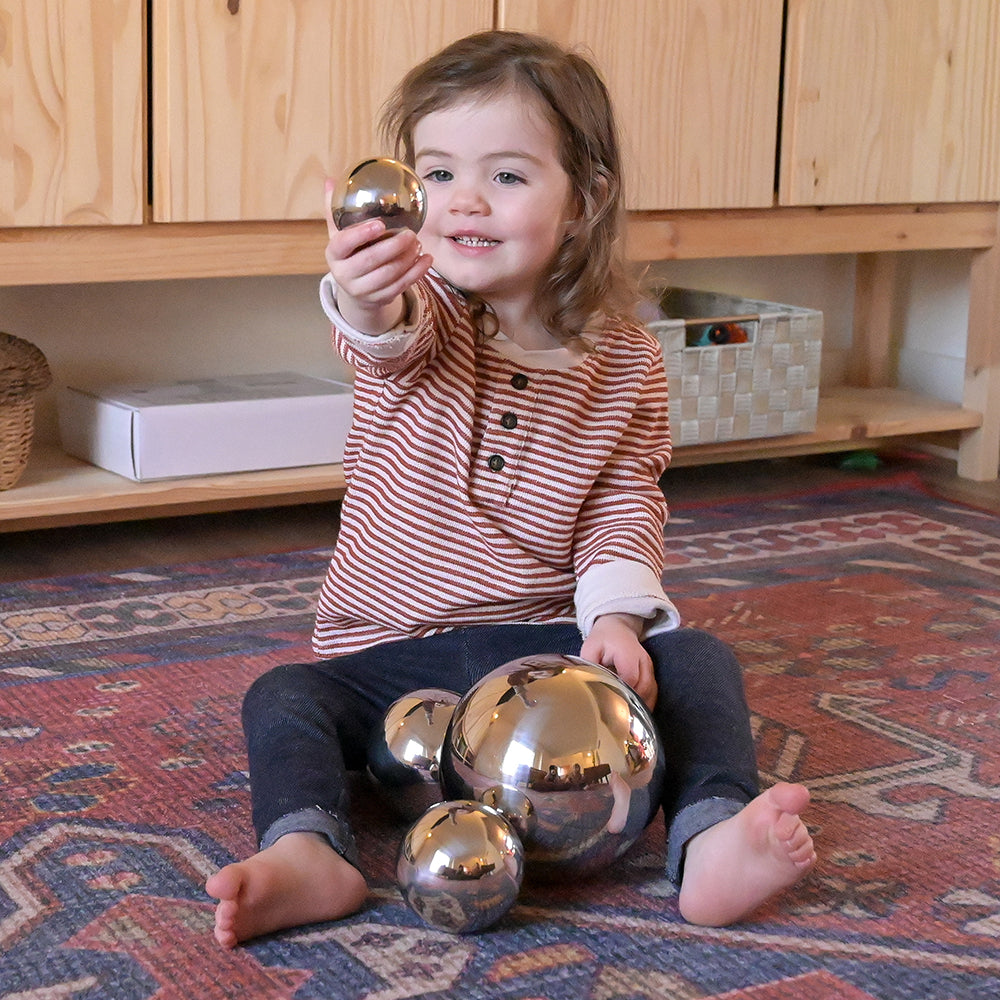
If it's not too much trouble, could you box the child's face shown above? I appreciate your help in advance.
[413,90,577,333]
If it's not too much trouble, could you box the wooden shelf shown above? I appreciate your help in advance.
[1,201,996,526]
[668,387,981,466]
[0,386,980,531]
[0,447,347,532]
[0,203,996,286]
[625,203,997,261]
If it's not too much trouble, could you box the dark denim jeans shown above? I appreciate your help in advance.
[241,624,759,883]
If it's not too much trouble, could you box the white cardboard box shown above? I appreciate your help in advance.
[59,372,354,481]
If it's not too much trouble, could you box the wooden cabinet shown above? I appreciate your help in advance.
[6,1,997,225]
[780,0,1000,206]
[503,0,1000,211]
[0,0,144,227]
[151,0,492,222]
[4,1,998,228]
[498,0,785,210]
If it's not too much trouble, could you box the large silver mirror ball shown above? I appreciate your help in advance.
[367,688,460,821]
[441,654,665,879]
[331,158,426,233]
[396,800,524,933]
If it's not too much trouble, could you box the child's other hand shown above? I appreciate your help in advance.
[580,613,657,709]
[323,177,432,334]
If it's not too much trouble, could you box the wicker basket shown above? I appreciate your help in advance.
[645,288,823,447]
[1,333,52,490]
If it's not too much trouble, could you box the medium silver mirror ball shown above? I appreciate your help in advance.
[396,800,524,933]
[441,654,665,878]
[367,688,460,821]
[331,157,426,233]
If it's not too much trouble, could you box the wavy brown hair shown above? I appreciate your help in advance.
[379,31,638,343]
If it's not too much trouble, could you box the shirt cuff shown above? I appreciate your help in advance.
[319,273,420,359]
[575,559,681,638]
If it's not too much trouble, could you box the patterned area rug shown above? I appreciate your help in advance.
[2,474,999,1000]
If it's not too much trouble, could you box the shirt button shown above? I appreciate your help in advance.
[488,454,506,472]
[510,373,529,390]
[500,412,518,430]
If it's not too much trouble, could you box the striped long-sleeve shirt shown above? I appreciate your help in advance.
[312,270,679,658]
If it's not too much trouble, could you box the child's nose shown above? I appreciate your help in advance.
[449,183,489,215]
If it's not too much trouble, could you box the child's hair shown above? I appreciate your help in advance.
[379,30,638,344]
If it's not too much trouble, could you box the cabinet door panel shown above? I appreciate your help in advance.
[498,0,784,209]
[152,0,492,223]
[0,0,144,227]
[781,0,1000,205]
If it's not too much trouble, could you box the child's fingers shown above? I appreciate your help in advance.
[352,226,419,271]
[370,252,433,305]
[340,219,390,257]
[325,219,389,274]
[366,249,432,304]
[334,231,429,305]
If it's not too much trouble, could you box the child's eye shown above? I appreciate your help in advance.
[423,168,453,183]
[495,171,525,185]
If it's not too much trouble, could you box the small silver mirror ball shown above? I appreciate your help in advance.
[331,157,426,233]
[396,800,524,933]
[367,688,459,821]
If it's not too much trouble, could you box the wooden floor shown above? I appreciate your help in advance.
[3,448,1000,583]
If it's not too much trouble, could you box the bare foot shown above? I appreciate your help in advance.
[206,832,368,948]
[677,782,816,927]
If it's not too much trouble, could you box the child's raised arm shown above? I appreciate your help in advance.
[323,176,432,335]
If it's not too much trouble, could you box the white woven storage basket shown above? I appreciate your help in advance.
[645,288,823,447]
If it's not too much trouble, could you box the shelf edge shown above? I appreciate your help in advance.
[1,387,981,529]
[1,204,996,286]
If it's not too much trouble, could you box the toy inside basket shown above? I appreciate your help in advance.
[645,287,823,447]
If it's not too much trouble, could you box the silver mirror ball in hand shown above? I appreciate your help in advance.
[331,157,426,233]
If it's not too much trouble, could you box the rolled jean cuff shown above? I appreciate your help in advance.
[666,796,745,884]
[260,806,361,870]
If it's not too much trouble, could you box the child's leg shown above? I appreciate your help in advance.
[208,625,580,947]
[644,627,815,926]
[207,659,378,947]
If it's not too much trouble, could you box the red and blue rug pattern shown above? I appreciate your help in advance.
[1,474,998,999]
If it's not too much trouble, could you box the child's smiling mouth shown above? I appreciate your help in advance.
[450,234,501,248]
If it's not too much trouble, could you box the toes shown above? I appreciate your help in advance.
[213,899,240,949]
[783,826,816,866]
[215,898,238,926]
[774,813,802,844]
[785,822,811,849]
[791,839,817,867]
[767,781,811,814]
[772,810,815,868]
[214,926,238,949]
[206,865,244,902]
